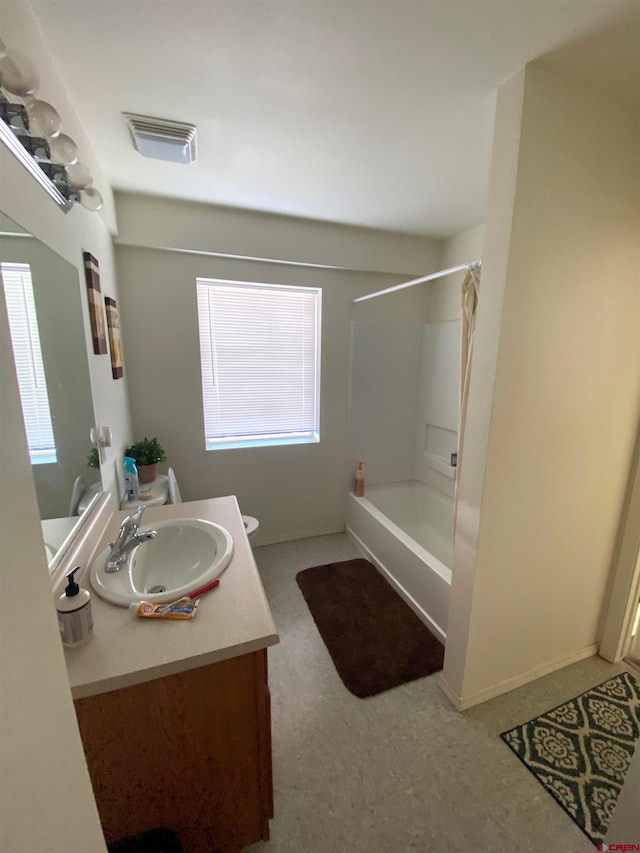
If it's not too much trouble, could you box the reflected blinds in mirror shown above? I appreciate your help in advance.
[1,262,57,464]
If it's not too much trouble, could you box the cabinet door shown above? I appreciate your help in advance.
[75,651,272,853]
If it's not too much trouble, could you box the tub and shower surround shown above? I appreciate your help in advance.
[346,481,452,643]
[346,318,460,641]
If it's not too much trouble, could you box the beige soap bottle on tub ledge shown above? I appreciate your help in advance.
[355,461,365,497]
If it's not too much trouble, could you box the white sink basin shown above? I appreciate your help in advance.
[90,518,234,607]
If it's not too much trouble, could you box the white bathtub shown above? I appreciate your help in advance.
[346,480,452,644]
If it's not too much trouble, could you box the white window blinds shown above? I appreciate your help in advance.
[196,279,321,450]
[2,263,57,464]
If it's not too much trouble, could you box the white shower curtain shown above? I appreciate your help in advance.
[454,265,480,535]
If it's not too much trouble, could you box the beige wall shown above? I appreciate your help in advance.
[115,192,441,276]
[0,249,106,852]
[351,279,432,324]
[113,193,441,544]
[0,288,105,853]
[114,193,441,543]
[115,238,437,543]
[0,3,125,848]
[443,64,640,707]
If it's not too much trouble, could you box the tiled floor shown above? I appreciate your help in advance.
[245,533,639,853]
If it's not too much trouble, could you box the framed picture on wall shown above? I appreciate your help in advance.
[83,251,107,354]
[104,296,124,379]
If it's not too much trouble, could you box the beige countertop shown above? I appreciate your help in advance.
[64,496,279,700]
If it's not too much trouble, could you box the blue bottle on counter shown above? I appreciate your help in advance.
[124,456,139,501]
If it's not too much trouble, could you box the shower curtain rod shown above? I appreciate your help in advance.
[352,259,481,303]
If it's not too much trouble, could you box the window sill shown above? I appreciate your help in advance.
[31,454,58,465]
[206,434,319,451]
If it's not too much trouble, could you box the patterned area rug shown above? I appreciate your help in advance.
[501,672,640,846]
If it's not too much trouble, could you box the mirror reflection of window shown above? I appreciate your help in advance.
[1,261,57,465]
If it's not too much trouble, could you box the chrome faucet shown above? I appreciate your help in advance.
[105,505,157,573]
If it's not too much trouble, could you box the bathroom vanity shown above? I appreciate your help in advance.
[64,497,279,853]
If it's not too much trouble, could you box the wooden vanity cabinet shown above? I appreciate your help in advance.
[74,649,273,853]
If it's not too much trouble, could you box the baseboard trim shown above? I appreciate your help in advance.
[438,643,599,711]
[438,674,464,711]
[254,526,345,547]
[346,525,447,646]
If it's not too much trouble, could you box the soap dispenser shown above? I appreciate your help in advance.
[355,461,365,497]
[56,566,93,647]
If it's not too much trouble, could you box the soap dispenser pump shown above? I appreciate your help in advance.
[56,566,93,647]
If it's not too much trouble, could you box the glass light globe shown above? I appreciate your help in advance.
[79,187,103,211]
[26,99,62,138]
[0,89,35,107]
[48,133,79,166]
[0,52,38,98]
[65,161,93,189]
[24,137,50,160]
[6,105,27,130]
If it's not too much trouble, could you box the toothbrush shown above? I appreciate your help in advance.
[156,578,221,613]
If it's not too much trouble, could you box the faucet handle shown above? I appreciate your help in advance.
[129,504,146,528]
[120,504,146,536]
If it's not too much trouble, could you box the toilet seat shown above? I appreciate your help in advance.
[242,515,259,540]
[155,467,259,542]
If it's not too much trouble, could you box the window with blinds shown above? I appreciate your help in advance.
[196,279,321,450]
[1,262,57,464]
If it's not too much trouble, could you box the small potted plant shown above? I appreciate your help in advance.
[125,436,167,484]
[86,447,100,469]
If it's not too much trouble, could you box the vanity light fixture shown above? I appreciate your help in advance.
[0,38,103,213]
[123,113,197,164]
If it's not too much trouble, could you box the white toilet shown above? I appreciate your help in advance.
[168,468,259,544]
[243,515,260,542]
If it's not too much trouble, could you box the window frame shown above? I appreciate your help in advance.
[196,277,322,451]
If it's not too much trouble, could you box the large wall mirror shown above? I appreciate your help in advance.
[0,211,102,574]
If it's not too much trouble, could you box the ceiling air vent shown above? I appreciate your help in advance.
[123,113,197,164]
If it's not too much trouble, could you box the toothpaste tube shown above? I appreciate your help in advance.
[129,600,199,619]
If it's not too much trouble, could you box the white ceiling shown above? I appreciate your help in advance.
[30,0,638,238]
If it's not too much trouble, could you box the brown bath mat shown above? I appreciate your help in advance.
[296,558,444,698]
